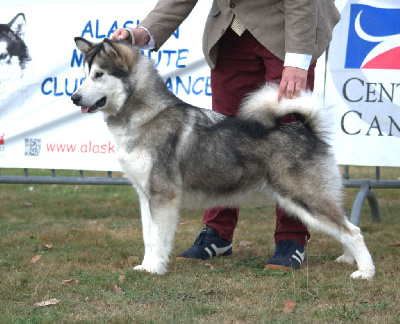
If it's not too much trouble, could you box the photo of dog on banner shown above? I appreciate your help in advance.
[71,1,375,280]
[0,13,31,72]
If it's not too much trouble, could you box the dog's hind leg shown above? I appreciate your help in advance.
[134,191,180,275]
[334,219,375,280]
[276,196,375,280]
[316,217,375,280]
[335,243,355,265]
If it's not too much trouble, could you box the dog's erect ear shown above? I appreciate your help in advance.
[74,37,94,55]
[9,13,26,40]
[103,38,120,59]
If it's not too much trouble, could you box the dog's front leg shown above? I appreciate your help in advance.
[134,192,180,275]
[136,192,153,271]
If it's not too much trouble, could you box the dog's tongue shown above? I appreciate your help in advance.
[81,107,90,114]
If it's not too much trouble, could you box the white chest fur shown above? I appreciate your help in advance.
[112,131,152,192]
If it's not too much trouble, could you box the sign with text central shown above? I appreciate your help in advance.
[326,0,400,166]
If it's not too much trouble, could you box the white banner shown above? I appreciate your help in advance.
[0,0,212,171]
[1,0,399,171]
[327,0,400,166]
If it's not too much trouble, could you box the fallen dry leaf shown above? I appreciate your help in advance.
[34,298,61,307]
[239,241,252,246]
[62,279,79,285]
[43,243,53,250]
[24,202,33,207]
[119,275,126,284]
[31,254,42,264]
[283,300,296,313]
[205,263,215,270]
[114,285,125,294]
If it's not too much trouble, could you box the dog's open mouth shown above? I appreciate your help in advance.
[81,97,107,114]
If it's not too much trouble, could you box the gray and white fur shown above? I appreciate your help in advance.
[71,38,375,279]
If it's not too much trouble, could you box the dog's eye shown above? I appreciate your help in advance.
[94,72,103,79]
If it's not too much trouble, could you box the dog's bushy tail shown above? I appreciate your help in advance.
[238,83,332,143]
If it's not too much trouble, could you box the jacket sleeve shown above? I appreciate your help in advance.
[139,0,199,50]
[283,0,318,55]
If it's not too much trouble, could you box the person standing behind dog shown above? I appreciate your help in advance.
[111,0,340,271]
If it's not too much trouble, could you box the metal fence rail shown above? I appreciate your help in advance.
[0,169,131,185]
[1,167,399,227]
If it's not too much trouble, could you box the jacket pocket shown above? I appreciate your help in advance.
[276,0,285,12]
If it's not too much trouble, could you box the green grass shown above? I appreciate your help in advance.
[0,167,399,323]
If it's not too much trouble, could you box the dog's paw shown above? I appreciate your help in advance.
[133,264,147,272]
[350,270,375,280]
[335,253,355,264]
[133,264,167,275]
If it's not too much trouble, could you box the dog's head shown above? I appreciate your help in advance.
[71,37,138,115]
[0,13,31,70]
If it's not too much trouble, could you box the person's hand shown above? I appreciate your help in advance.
[111,27,150,46]
[278,66,308,101]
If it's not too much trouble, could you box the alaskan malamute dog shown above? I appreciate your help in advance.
[71,38,375,280]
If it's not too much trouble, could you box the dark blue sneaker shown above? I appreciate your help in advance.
[176,226,233,260]
[265,239,306,271]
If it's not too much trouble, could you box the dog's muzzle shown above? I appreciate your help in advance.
[71,93,106,114]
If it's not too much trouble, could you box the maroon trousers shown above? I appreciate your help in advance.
[203,29,315,246]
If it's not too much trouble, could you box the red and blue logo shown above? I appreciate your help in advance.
[345,4,400,69]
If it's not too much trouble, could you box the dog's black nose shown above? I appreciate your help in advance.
[71,93,81,106]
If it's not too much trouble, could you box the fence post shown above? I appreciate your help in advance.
[350,180,381,226]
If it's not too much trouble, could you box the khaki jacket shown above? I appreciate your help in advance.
[140,0,340,69]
